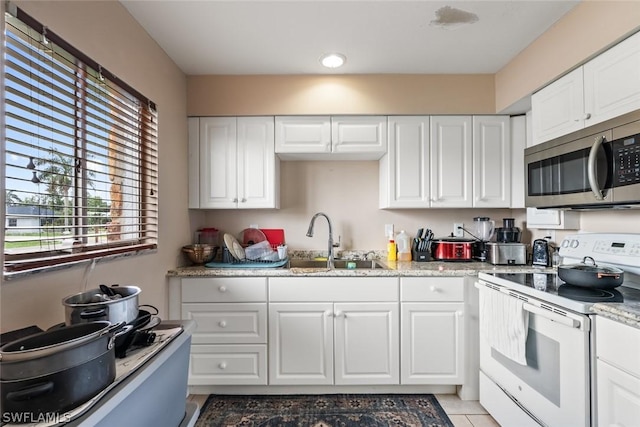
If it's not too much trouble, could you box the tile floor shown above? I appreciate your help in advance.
[188,393,500,426]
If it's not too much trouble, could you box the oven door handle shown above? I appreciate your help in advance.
[523,302,580,329]
[587,135,605,201]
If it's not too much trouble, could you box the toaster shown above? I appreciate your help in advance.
[486,243,528,265]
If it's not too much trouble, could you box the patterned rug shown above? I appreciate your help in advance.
[195,394,454,427]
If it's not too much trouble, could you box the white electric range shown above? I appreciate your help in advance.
[476,233,640,427]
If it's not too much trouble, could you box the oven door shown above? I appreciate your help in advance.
[476,281,591,427]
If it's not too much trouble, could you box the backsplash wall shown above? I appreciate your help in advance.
[202,161,525,252]
[201,161,640,254]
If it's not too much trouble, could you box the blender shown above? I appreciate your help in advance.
[472,217,494,261]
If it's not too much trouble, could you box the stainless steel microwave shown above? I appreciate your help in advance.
[525,110,640,209]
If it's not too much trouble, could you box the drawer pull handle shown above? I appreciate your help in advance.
[218,286,227,293]
[218,362,227,370]
[218,321,227,328]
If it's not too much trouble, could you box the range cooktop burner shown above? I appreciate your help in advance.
[557,284,624,303]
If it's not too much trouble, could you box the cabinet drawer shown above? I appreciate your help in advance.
[182,277,267,302]
[269,277,398,302]
[596,316,640,378]
[401,277,464,302]
[182,303,267,344]
[189,344,267,385]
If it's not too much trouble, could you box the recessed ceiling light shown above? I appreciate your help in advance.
[320,53,346,69]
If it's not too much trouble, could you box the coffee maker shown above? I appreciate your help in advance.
[472,217,494,261]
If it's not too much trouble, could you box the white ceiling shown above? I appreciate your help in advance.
[121,0,580,76]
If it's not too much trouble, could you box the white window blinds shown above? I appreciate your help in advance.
[4,6,158,276]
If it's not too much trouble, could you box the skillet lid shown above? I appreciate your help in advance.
[559,256,624,274]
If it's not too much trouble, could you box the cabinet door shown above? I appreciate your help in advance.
[430,116,472,207]
[237,117,278,209]
[334,302,399,385]
[473,116,511,208]
[331,116,387,155]
[510,115,526,208]
[275,116,331,153]
[182,303,267,344]
[189,344,267,385]
[597,360,640,427]
[401,302,464,384]
[584,31,640,127]
[199,117,238,209]
[531,67,585,145]
[268,303,333,385]
[380,116,430,208]
[188,117,200,208]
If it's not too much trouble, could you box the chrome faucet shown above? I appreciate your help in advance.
[306,212,340,269]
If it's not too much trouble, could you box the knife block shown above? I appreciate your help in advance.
[412,249,431,262]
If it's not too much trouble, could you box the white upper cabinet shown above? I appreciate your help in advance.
[380,116,430,208]
[473,116,511,208]
[510,115,527,208]
[275,116,387,159]
[274,116,331,153]
[532,31,640,146]
[190,116,279,209]
[381,115,512,209]
[531,67,585,145]
[331,116,387,154]
[430,116,473,208]
[584,31,640,125]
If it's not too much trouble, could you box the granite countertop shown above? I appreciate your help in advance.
[168,255,640,329]
[592,301,640,329]
[167,259,553,278]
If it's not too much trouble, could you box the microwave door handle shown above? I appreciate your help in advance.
[587,135,605,200]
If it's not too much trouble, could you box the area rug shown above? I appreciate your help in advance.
[195,394,454,427]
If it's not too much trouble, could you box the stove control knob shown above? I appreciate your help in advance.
[570,239,579,248]
[561,239,570,248]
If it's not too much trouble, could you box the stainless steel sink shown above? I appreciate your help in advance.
[287,259,387,269]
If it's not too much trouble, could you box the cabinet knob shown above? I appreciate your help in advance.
[218,362,227,370]
[430,286,438,292]
[232,198,238,203]
[335,310,345,318]
[241,198,247,203]
[584,113,592,120]
[218,286,227,293]
[218,320,227,328]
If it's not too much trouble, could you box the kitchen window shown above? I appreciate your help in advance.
[3,5,158,277]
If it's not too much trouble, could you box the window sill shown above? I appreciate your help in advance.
[2,247,158,282]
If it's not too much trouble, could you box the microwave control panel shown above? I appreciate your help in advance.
[613,133,640,186]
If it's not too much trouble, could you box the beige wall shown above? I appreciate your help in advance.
[188,2,640,116]
[188,74,496,116]
[495,0,640,112]
[1,1,191,332]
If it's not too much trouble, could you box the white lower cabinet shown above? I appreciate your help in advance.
[268,277,400,386]
[181,278,268,385]
[401,277,465,384]
[174,275,470,392]
[596,316,640,427]
[268,302,334,385]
